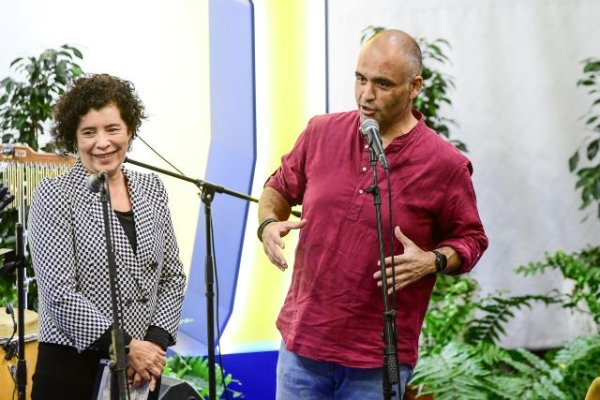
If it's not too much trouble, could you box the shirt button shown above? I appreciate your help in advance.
[364,145,369,149]
[359,189,364,194]
[362,167,367,172]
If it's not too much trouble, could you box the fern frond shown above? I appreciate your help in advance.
[465,293,561,345]
[486,349,566,400]
[554,335,600,367]
[411,342,494,400]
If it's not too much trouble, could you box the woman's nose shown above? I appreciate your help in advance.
[95,131,111,147]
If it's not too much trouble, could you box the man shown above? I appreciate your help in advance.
[258,29,488,399]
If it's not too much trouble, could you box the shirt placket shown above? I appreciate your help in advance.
[347,142,378,221]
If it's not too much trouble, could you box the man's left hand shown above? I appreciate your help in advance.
[373,226,436,294]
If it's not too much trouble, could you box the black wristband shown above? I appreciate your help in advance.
[431,250,448,273]
[257,218,278,242]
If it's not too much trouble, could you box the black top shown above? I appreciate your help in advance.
[115,209,137,254]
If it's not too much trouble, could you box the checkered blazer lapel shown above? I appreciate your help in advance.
[68,162,154,297]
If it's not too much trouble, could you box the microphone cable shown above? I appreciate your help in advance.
[136,135,185,175]
[385,169,398,311]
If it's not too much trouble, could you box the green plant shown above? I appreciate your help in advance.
[411,342,568,400]
[0,45,84,309]
[420,274,561,356]
[569,58,600,219]
[412,248,599,399]
[163,354,243,399]
[0,210,18,306]
[412,277,593,399]
[550,334,600,399]
[516,247,600,324]
[360,26,468,152]
[0,44,84,150]
[419,275,479,354]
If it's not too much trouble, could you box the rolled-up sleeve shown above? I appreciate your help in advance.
[264,122,313,206]
[436,161,488,273]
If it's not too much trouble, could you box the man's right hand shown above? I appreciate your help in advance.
[261,219,307,271]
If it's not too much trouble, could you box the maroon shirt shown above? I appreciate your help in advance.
[266,110,488,368]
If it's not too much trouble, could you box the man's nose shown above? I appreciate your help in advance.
[362,82,376,100]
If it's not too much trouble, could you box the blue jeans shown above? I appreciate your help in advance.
[276,344,413,400]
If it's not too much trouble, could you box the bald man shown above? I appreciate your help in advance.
[258,29,488,399]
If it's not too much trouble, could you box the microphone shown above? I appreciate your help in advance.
[3,303,17,361]
[87,171,107,193]
[0,183,14,213]
[5,304,14,320]
[360,119,389,169]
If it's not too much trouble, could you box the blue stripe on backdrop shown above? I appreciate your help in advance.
[220,350,278,400]
[176,0,256,356]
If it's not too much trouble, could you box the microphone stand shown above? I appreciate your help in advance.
[0,185,25,400]
[0,244,25,400]
[124,157,256,400]
[365,151,400,400]
[15,223,27,400]
[98,178,129,400]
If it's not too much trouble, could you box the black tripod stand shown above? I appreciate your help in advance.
[124,157,258,400]
[0,184,26,400]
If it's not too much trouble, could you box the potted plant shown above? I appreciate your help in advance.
[0,44,85,308]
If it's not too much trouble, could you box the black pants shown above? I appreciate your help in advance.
[32,342,161,400]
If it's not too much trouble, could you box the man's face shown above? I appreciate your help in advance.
[355,45,420,132]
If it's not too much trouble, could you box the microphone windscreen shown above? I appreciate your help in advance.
[87,172,107,193]
[360,118,379,134]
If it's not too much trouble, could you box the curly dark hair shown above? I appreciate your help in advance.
[51,73,147,153]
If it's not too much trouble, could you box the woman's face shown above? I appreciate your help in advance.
[76,103,131,178]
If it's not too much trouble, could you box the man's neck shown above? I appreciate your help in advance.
[380,112,419,147]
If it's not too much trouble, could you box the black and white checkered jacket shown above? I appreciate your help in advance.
[28,161,186,352]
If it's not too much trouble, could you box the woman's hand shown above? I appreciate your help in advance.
[127,366,158,391]
[127,338,166,382]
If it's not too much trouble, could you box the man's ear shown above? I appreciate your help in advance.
[410,75,424,100]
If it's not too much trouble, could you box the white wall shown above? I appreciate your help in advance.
[328,0,600,348]
[0,0,211,275]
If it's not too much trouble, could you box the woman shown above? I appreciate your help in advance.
[28,74,187,400]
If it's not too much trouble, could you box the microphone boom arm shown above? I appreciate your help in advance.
[124,157,301,218]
